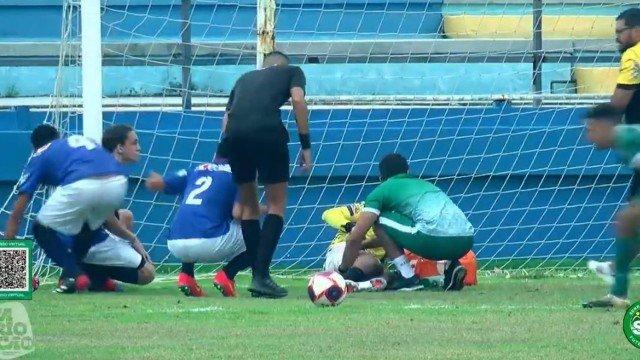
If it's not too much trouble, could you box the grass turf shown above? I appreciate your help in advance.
[19,274,640,359]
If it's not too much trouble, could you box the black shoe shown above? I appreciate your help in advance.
[54,277,77,294]
[249,276,288,298]
[443,261,466,291]
[387,275,423,291]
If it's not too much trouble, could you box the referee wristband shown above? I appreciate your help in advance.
[299,133,311,150]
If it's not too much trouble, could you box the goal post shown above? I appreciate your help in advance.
[80,0,103,143]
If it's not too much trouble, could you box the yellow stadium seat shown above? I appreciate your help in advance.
[573,67,618,94]
[443,15,614,39]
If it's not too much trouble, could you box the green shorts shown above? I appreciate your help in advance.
[378,211,473,261]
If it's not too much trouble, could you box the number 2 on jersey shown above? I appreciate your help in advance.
[185,176,212,205]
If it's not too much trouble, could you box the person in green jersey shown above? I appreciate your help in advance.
[584,104,640,308]
[338,153,474,291]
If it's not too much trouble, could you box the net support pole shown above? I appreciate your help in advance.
[256,0,276,68]
[532,0,543,106]
[80,0,103,142]
[181,0,192,110]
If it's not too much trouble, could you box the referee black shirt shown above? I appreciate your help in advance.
[225,65,306,140]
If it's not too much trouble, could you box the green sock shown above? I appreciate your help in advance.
[610,237,640,298]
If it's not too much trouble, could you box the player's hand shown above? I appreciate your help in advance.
[142,250,153,265]
[145,172,164,192]
[298,149,313,172]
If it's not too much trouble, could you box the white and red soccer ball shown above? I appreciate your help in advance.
[307,271,347,306]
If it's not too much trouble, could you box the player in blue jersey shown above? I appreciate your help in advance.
[57,208,155,291]
[146,156,248,297]
[4,124,137,292]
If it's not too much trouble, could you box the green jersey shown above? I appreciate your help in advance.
[615,125,640,168]
[363,174,474,237]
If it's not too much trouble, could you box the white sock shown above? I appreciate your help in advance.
[392,255,415,279]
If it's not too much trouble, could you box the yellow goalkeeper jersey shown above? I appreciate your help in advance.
[321,202,385,260]
[617,42,640,124]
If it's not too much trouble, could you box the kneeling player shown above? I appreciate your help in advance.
[583,104,640,308]
[4,124,133,292]
[146,160,247,297]
[338,153,474,291]
[322,202,387,291]
[70,209,155,291]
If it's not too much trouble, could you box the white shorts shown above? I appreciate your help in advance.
[82,233,142,269]
[323,242,346,272]
[37,176,128,235]
[167,221,245,263]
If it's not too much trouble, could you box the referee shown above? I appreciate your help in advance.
[222,51,311,298]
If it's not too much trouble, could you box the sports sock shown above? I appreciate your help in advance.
[611,237,640,297]
[223,252,251,280]
[181,263,195,277]
[240,219,260,272]
[254,214,283,279]
[391,255,414,279]
[82,264,139,284]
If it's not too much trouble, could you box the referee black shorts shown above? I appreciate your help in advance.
[225,135,290,185]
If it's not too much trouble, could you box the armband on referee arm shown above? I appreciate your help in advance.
[298,133,311,150]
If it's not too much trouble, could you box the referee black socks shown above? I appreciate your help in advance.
[241,219,260,269]
[255,214,283,278]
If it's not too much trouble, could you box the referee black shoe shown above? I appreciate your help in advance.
[249,276,288,298]
[443,260,466,291]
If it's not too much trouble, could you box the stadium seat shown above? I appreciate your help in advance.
[573,66,618,94]
[443,15,614,39]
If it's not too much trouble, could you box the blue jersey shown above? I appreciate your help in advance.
[17,136,126,195]
[164,163,237,239]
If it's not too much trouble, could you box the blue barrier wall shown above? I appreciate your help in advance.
[0,1,443,41]
[0,105,628,265]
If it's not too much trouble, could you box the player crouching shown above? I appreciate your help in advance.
[60,209,155,292]
[338,153,474,292]
[146,157,247,297]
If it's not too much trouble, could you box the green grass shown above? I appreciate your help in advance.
[19,275,640,359]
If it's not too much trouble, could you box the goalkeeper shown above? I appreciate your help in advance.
[583,104,640,308]
[338,153,474,291]
[322,202,386,291]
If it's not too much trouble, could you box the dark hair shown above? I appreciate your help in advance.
[617,8,640,28]
[584,104,622,123]
[30,124,60,150]
[379,153,409,180]
[263,51,290,67]
[102,124,134,153]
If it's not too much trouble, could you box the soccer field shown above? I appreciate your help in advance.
[23,274,637,359]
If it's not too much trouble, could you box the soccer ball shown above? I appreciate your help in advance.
[307,271,347,307]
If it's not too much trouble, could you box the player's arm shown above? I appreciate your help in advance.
[5,157,42,239]
[222,88,235,134]
[145,169,188,195]
[612,49,640,112]
[4,193,31,239]
[339,185,387,270]
[338,211,378,271]
[104,214,151,263]
[290,67,312,170]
